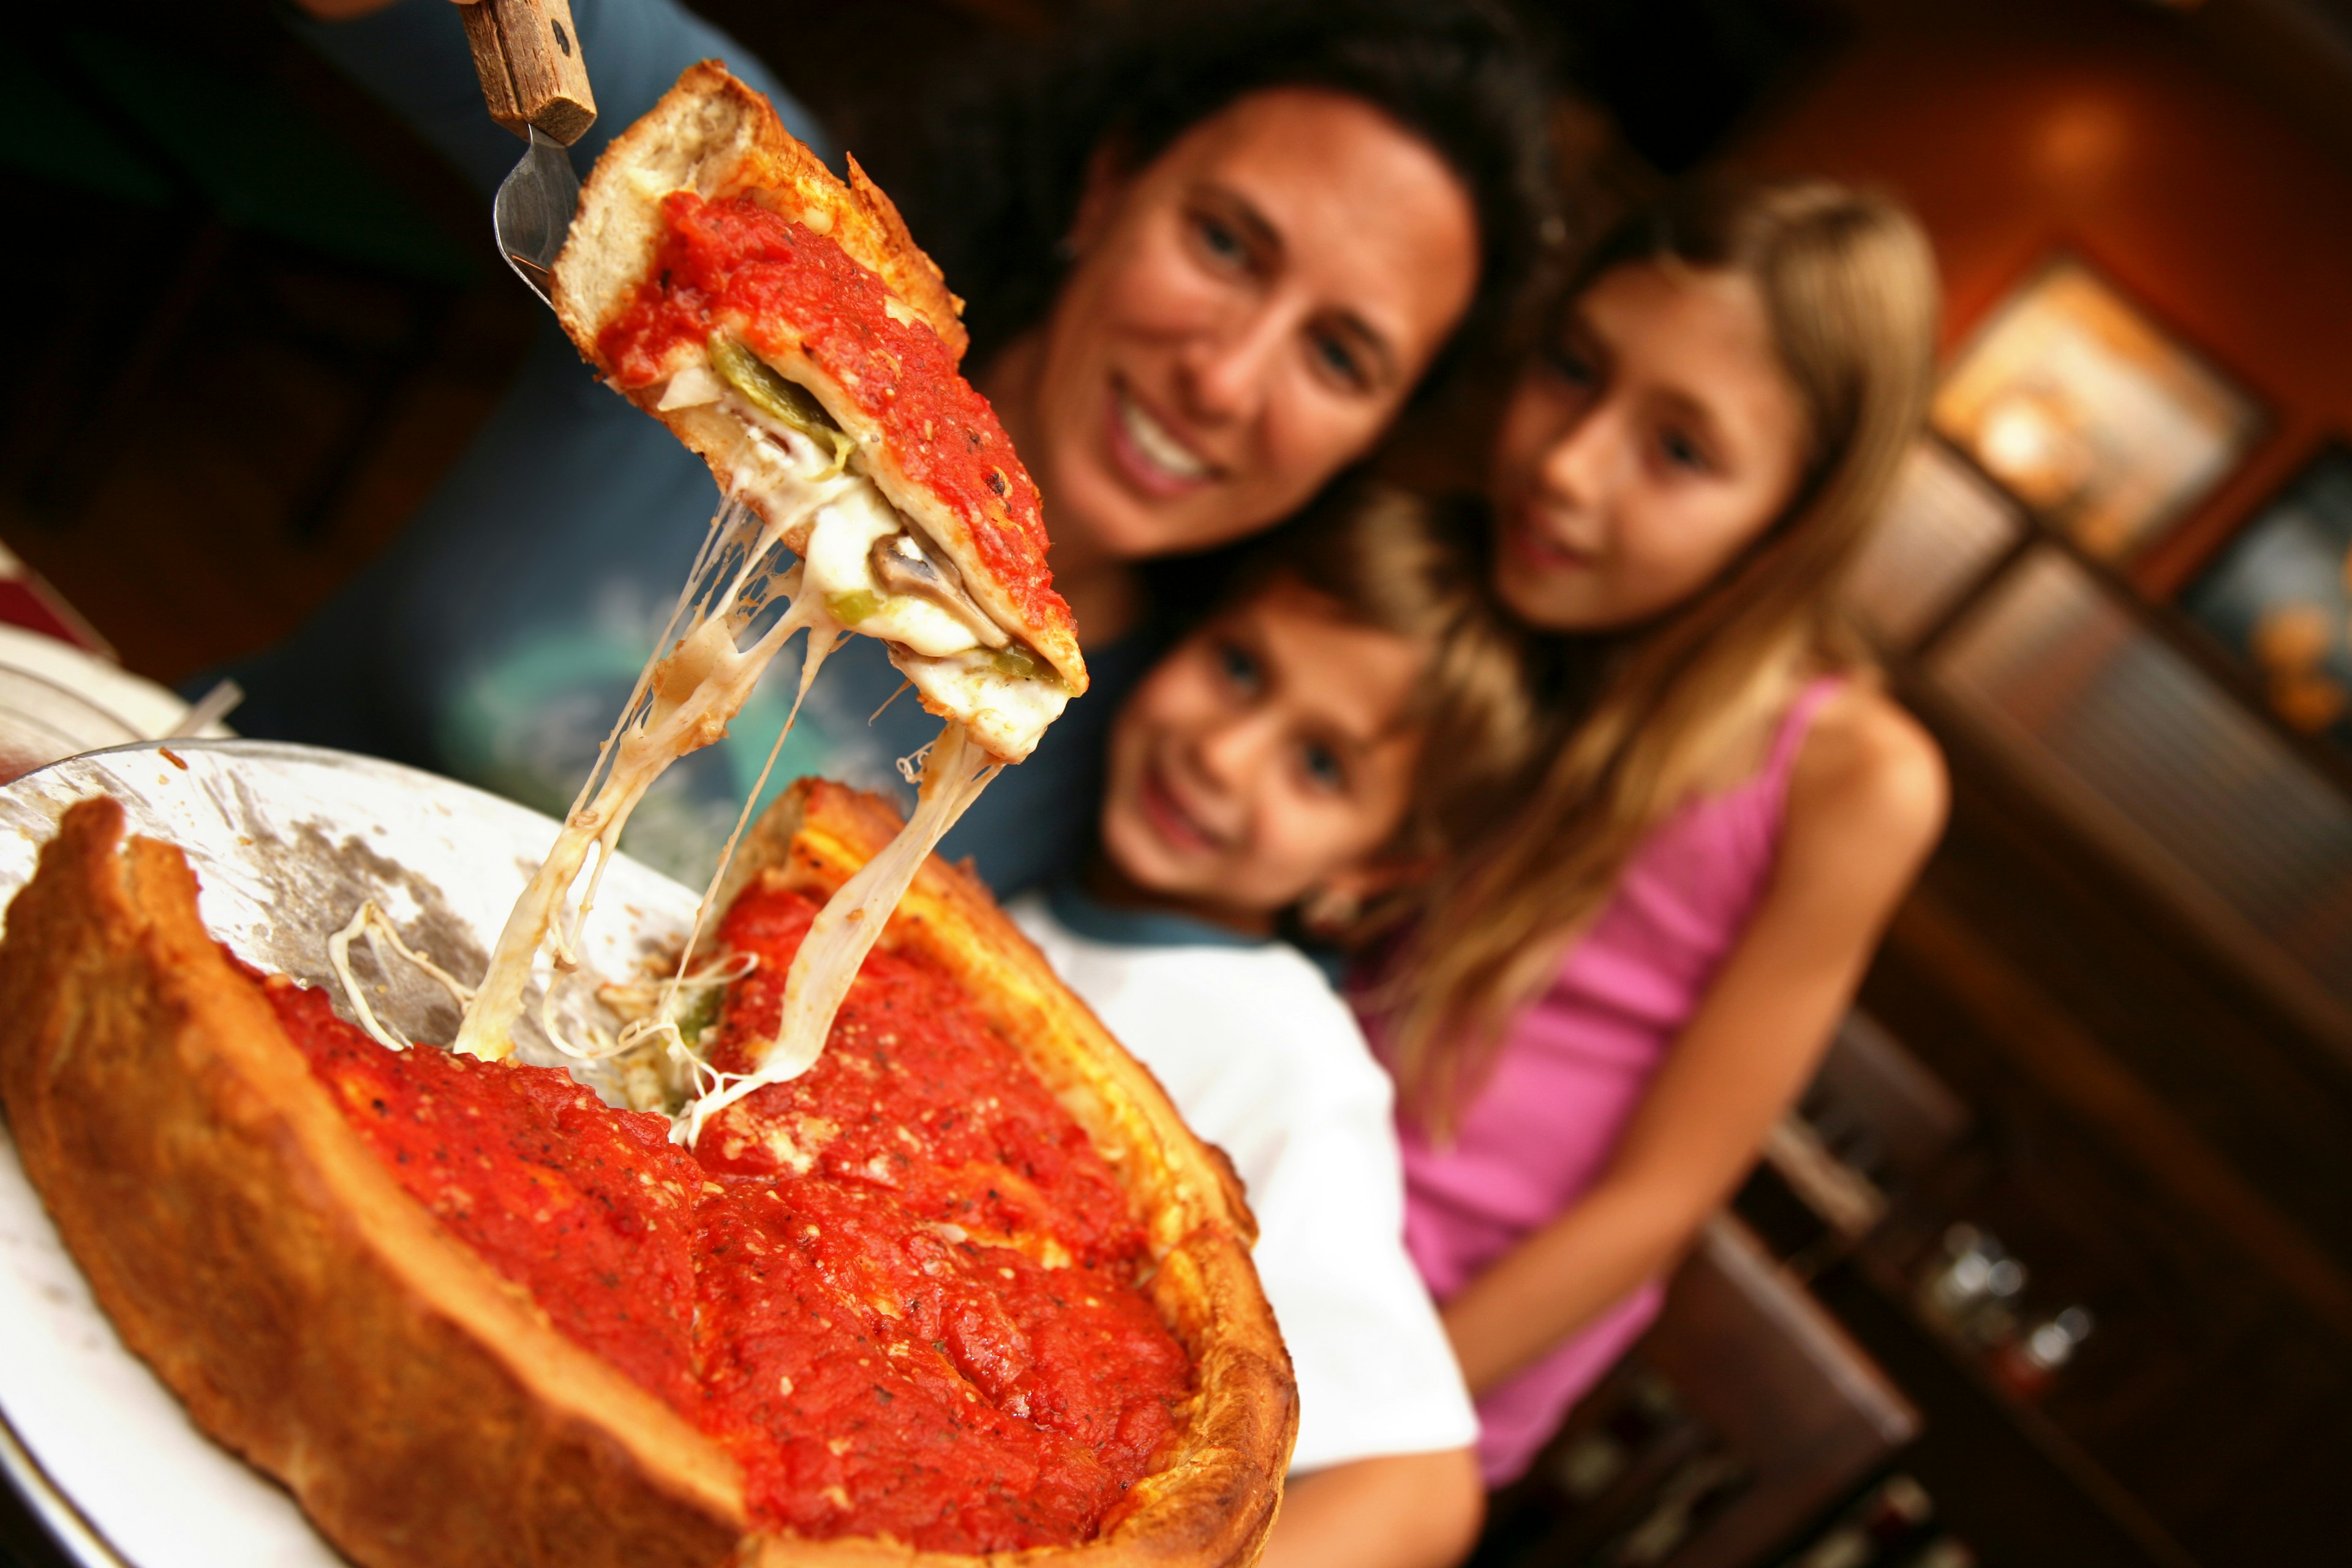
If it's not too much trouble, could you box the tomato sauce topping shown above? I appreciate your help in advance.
[271,880,1189,1555]
[598,191,1070,646]
[694,884,1140,1264]
[271,976,703,1415]
[690,884,1186,1547]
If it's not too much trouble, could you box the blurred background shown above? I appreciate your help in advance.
[4,0,2352,1563]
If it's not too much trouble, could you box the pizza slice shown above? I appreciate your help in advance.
[454,65,1082,1082]
[555,59,1085,764]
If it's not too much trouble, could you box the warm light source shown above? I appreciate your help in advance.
[2035,96,2132,187]
[1975,389,2092,511]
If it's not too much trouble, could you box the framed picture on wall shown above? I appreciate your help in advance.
[1932,255,2264,560]
[2179,441,2352,745]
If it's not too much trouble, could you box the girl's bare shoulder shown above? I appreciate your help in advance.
[1786,680,1948,867]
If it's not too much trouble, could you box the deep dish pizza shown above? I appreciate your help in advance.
[0,61,1292,1568]
[0,788,1293,1567]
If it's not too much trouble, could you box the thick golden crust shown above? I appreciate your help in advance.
[0,800,745,1568]
[0,793,1292,1567]
[554,61,963,359]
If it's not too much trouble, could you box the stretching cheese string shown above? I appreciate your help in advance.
[675,722,998,1147]
[453,483,845,1063]
[358,375,1044,1142]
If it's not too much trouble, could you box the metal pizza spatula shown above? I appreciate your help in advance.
[450,0,597,305]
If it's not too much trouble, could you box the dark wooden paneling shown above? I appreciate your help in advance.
[1850,744,2352,1563]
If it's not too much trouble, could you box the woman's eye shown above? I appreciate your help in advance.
[1216,641,1261,693]
[1298,740,1346,793]
[1194,213,1247,267]
[1545,344,1599,388]
[1310,331,1369,391]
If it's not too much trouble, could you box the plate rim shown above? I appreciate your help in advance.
[0,1400,132,1568]
[0,739,700,1568]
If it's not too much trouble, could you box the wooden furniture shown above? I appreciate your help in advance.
[1754,1011,1975,1275]
[1471,1215,1920,1568]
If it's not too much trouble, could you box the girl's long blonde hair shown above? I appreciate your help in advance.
[1384,177,1940,1131]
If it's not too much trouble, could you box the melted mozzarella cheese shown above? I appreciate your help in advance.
[678,722,999,1145]
[668,360,1067,758]
[453,388,859,1063]
[796,486,984,658]
[897,647,1071,764]
[453,527,843,1063]
[448,352,1068,1123]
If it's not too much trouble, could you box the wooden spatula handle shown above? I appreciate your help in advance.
[451,0,597,146]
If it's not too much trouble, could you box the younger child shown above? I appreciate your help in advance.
[1010,481,1538,1568]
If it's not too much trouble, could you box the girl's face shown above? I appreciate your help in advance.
[1099,577,1424,933]
[1015,89,1480,565]
[1488,262,1811,632]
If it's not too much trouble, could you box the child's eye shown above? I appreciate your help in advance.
[1216,640,1262,693]
[1660,426,1709,473]
[1298,740,1346,793]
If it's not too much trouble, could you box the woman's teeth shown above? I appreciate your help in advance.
[1118,389,1212,482]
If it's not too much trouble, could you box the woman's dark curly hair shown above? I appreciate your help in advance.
[909,0,1560,386]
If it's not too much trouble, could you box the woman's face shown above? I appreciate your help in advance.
[1488,262,1811,633]
[1014,88,1480,564]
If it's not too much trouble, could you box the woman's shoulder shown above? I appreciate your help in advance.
[1786,679,1948,866]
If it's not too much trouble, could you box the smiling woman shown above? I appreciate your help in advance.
[989,88,1482,619]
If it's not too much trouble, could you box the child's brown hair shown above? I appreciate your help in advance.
[1213,477,1545,944]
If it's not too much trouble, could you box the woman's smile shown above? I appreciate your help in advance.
[997,88,1480,582]
[1105,377,1219,497]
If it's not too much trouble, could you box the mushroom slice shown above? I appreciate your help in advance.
[869,532,1011,650]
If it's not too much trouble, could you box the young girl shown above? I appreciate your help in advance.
[1011,481,1542,1568]
[1367,178,1951,1488]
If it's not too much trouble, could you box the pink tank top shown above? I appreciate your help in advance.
[1383,676,1842,1486]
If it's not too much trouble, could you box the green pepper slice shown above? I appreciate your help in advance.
[709,335,857,477]
[827,589,882,626]
[989,644,1058,686]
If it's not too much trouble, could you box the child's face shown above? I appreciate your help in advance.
[1099,578,1424,931]
[1488,260,1810,633]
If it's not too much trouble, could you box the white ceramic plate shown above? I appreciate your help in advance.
[0,627,233,788]
[0,741,700,1567]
